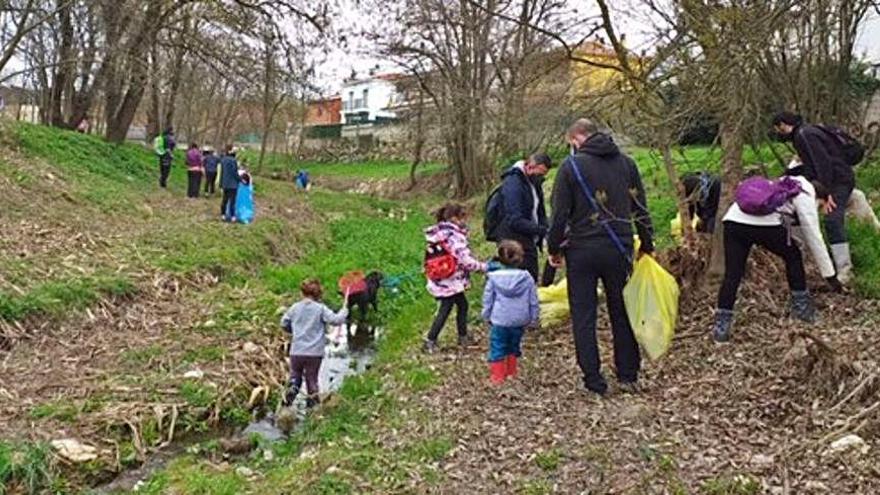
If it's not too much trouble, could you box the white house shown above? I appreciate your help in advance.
[340,71,401,125]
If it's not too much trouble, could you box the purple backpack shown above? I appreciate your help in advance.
[734,176,802,215]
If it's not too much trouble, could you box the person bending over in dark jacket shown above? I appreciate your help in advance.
[219,145,240,222]
[496,153,552,282]
[773,111,855,284]
[547,118,654,397]
[681,172,721,233]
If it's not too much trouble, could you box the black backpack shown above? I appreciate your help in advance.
[818,125,865,167]
[483,185,504,242]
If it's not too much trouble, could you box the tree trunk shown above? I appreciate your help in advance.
[707,120,745,280]
[660,142,694,244]
[407,90,426,191]
[49,0,74,128]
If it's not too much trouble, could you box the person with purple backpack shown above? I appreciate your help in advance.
[712,173,823,342]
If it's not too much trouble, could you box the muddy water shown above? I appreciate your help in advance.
[95,324,379,493]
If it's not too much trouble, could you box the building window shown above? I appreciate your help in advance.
[349,91,355,107]
[362,89,369,108]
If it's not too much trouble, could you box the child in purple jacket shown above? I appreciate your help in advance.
[481,240,539,384]
[423,203,487,354]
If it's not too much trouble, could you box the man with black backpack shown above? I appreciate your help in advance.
[773,111,864,284]
[485,153,552,282]
[547,118,654,397]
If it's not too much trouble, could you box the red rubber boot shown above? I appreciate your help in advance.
[489,361,506,385]
[506,355,518,379]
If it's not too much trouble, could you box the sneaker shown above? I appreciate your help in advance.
[712,309,735,343]
[581,385,608,398]
[458,333,478,347]
[582,376,608,397]
[283,388,297,407]
[422,339,438,354]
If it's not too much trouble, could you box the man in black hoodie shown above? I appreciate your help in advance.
[773,111,855,284]
[548,118,654,396]
[496,153,552,281]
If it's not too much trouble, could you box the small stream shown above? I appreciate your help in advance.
[95,324,380,493]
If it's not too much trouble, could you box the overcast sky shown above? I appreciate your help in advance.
[313,3,880,95]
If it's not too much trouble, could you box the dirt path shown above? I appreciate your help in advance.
[378,283,880,493]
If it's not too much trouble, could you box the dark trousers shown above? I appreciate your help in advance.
[427,293,469,341]
[825,183,854,244]
[187,171,202,198]
[541,260,557,287]
[158,155,172,188]
[221,188,237,219]
[717,221,806,311]
[523,242,539,282]
[204,171,217,194]
[566,242,639,391]
[289,355,323,398]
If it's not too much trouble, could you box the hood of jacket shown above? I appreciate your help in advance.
[578,132,620,158]
[425,221,467,243]
[488,268,534,298]
[502,161,545,187]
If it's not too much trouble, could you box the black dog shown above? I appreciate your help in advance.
[343,271,383,336]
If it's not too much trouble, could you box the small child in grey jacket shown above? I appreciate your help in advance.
[281,279,349,407]
[482,240,539,385]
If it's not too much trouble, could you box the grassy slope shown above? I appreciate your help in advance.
[238,149,446,179]
[142,144,880,494]
[2,123,878,493]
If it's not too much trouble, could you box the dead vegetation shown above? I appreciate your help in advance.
[0,146,314,487]
[391,246,880,493]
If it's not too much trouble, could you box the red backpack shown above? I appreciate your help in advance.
[424,241,458,281]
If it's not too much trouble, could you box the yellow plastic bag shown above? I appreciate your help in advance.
[670,212,700,245]
[623,255,679,360]
[537,278,570,327]
[537,277,605,327]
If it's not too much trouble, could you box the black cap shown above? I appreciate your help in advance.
[531,152,553,168]
[772,111,802,127]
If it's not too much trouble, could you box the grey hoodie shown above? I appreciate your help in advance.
[281,299,349,356]
[481,268,539,327]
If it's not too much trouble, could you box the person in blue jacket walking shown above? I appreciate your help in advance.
[219,145,240,222]
[482,240,539,385]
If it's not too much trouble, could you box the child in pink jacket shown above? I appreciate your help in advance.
[423,203,487,353]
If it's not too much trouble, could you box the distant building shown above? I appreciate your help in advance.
[340,71,400,125]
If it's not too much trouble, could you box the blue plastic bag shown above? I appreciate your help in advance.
[235,184,254,224]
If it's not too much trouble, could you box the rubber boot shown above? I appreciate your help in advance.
[830,243,853,285]
[489,361,506,385]
[790,290,817,323]
[505,355,518,379]
[305,395,320,409]
[712,309,735,343]
[283,378,302,406]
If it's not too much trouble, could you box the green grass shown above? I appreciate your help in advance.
[0,441,57,495]
[179,382,219,409]
[701,474,761,495]
[534,449,562,472]
[29,402,80,423]
[239,149,446,179]
[0,274,136,322]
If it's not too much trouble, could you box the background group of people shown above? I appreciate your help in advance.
[153,127,254,223]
